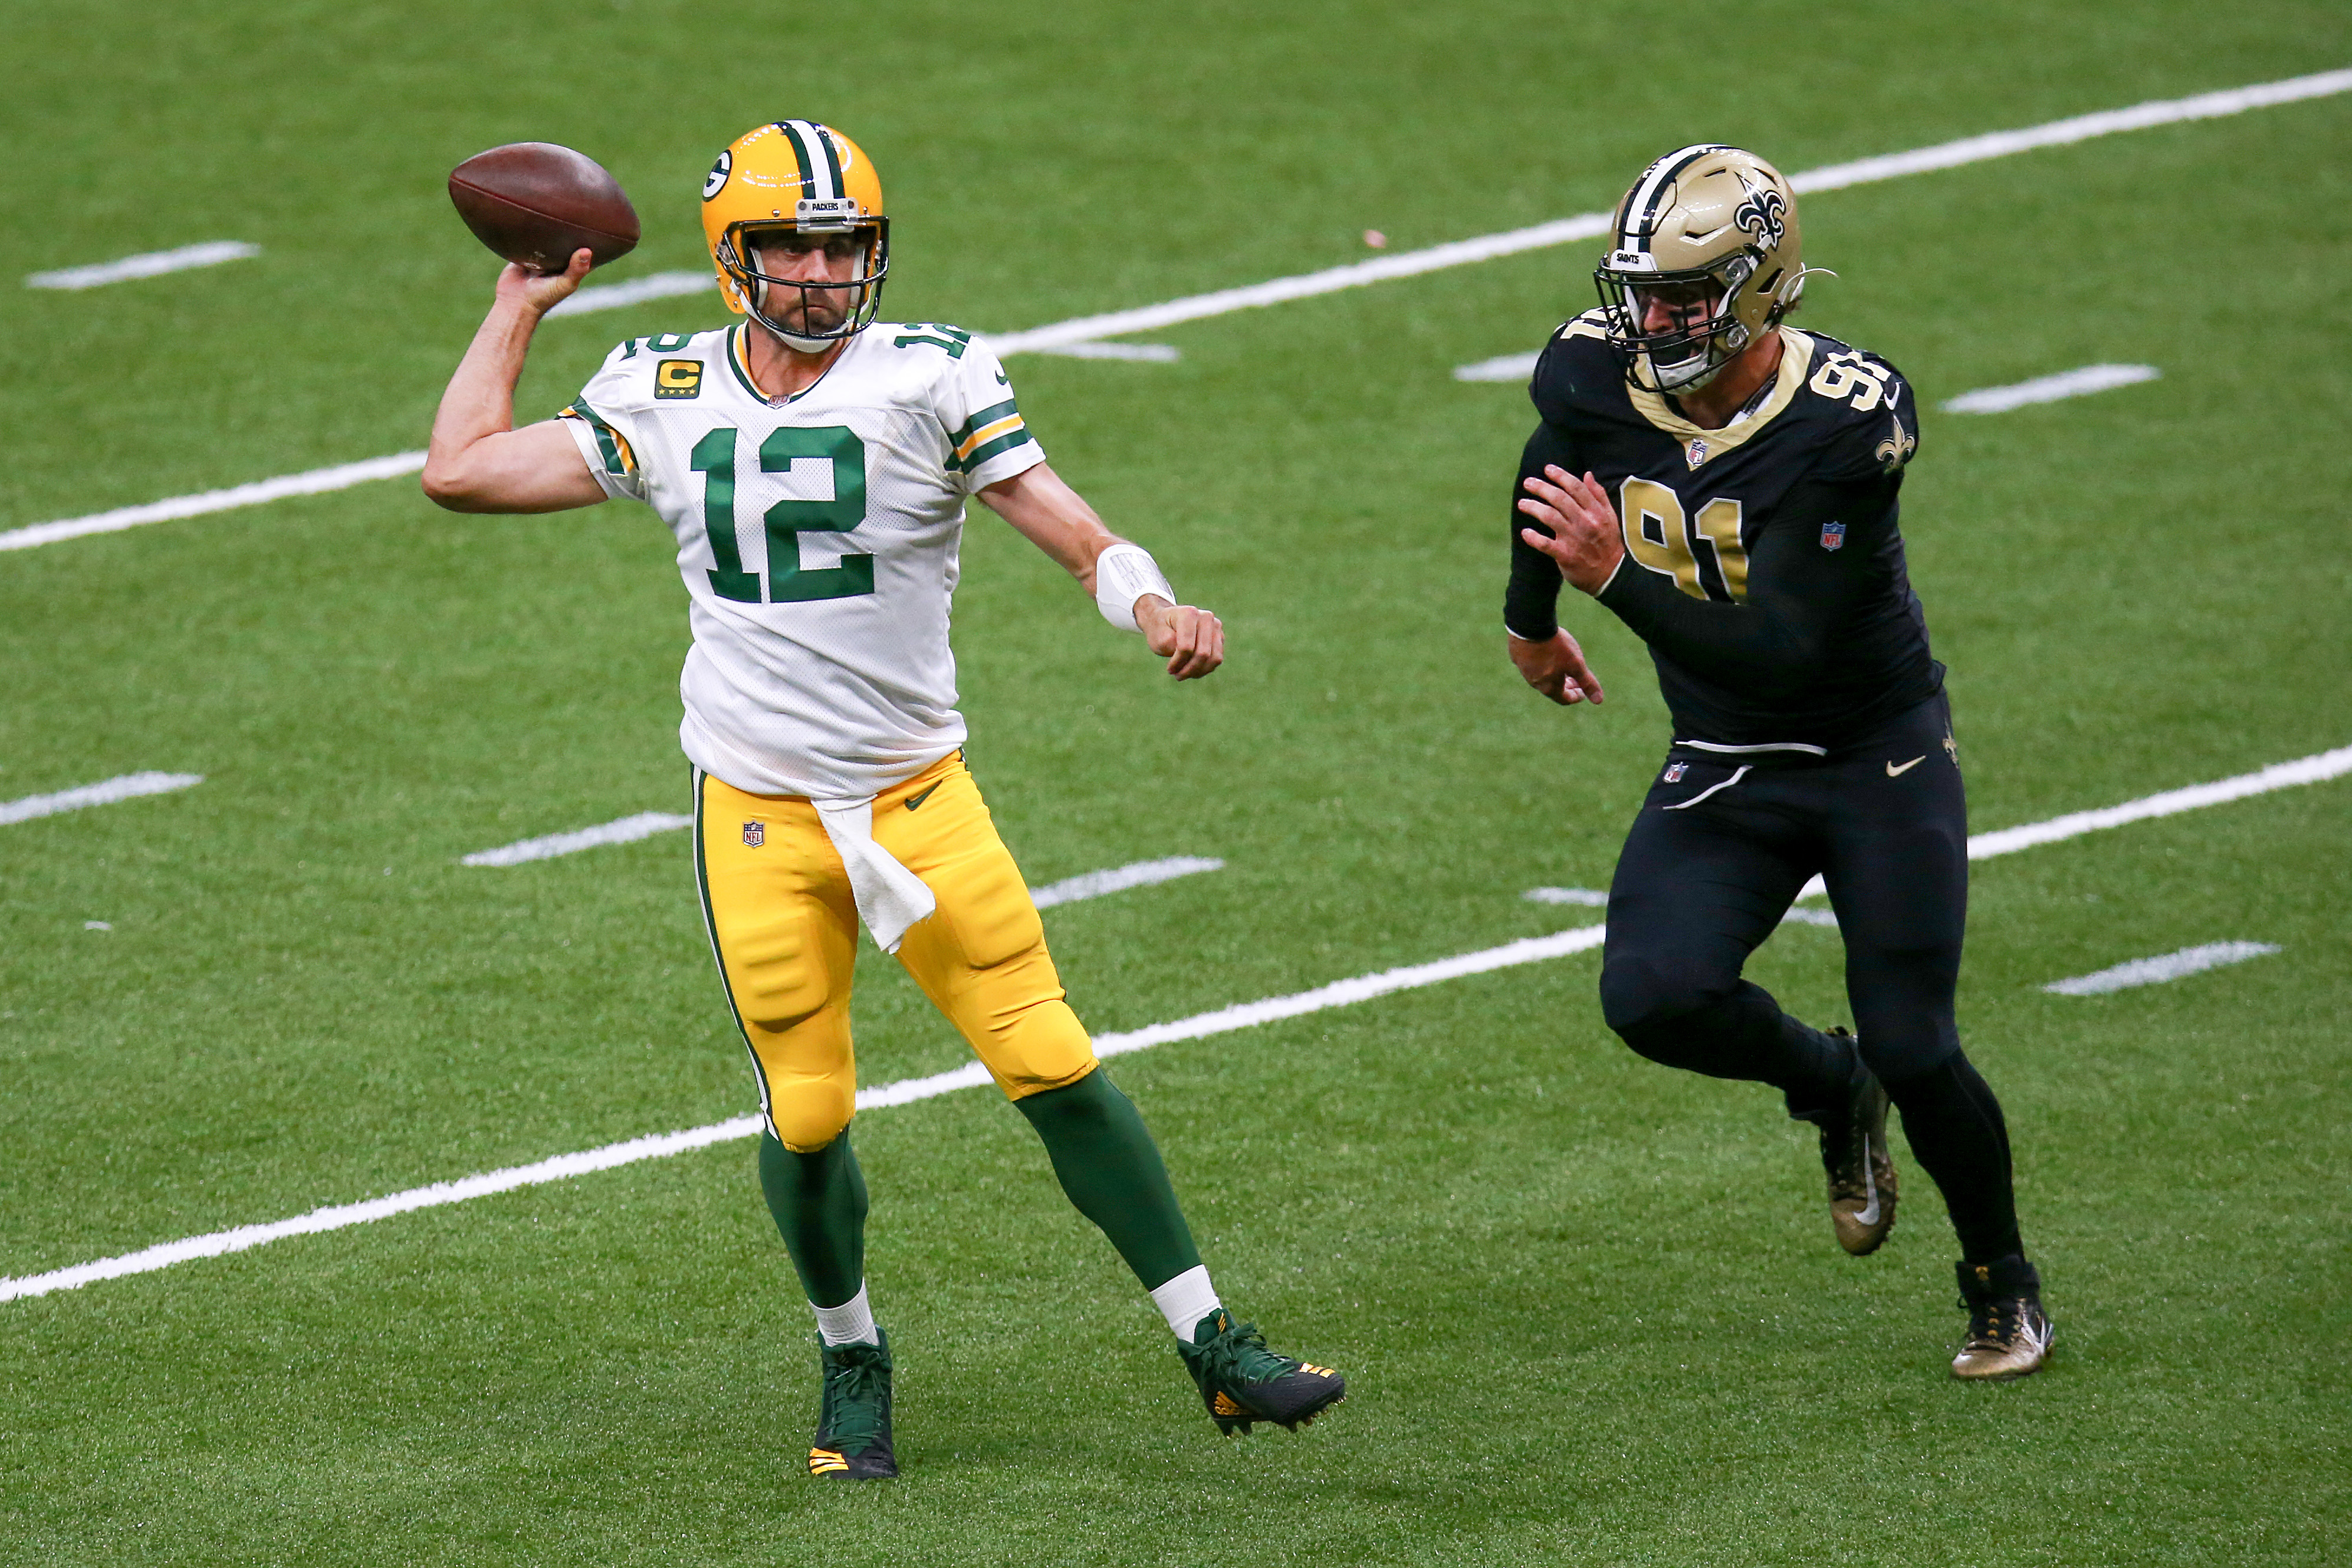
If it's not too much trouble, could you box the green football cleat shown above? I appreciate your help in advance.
[1178,1310,1346,1435]
[808,1329,896,1479]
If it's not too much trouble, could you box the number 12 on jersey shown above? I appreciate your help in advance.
[689,425,874,604]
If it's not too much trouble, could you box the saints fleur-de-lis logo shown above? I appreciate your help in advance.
[1874,415,1916,472]
[1732,172,1787,249]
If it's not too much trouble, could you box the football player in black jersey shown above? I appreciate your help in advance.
[1505,146,2051,1379]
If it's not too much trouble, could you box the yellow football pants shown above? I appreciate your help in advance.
[694,752,1099,1151]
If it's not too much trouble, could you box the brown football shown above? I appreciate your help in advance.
[448,142,640,274]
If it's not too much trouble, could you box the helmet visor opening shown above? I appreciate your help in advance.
[721,218,891,345]
[1596,256,1750,392]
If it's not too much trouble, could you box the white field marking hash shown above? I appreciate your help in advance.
[0,772,203,827]
[2044,941,2280,995]
[25,241,259,291]
[8,67,2348,554]
[1943,364,2160,414]
[1029,856,1223,908]
[0,922,1609,1302]
[1526,884,1834,925]
[1456,351,1542,383]
[0,452,427,554]
[544,269,714,317]
[1795,743,2352,900]
[460,811,695,866]
[1525,886,1609,906]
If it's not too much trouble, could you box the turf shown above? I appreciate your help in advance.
[1,2,2347,1563]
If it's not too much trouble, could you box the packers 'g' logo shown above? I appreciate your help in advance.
[703,149,732,202]
[1732,172,1787,249]
[656,360,704,400]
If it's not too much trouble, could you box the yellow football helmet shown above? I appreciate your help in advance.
[701,120,888,350]
[1594,146,1807,394]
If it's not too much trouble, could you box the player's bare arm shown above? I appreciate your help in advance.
[978,462,1225,681]
[422,248,609,514]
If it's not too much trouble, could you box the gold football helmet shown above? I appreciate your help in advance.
[701,120,888,350]
[1595,146,1806,394]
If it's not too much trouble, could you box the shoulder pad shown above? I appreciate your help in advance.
[1796,335,1918,479]
[1532,312,1627,421]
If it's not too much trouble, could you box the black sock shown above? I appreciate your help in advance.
[1014,1068,1203,1290]
[1883,1052,2023,1265]
[758,1129,868,1308]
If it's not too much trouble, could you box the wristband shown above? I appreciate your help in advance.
[1094,543,1176,633]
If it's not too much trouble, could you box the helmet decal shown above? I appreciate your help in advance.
[1732,171,1787,248]
[704,149,732,202]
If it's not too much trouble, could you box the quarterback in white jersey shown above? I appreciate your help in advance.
[422,119,1343,1478]
[563,318,1043,801]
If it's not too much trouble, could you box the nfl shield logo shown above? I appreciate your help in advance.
[1820,521,1847,551]
[1664,761,1688,783]
[742,821,765,848]
[1685,438,1709,469]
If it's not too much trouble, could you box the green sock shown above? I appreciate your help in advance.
[1014,1069,1203,1290]
[758,1128,868,1309]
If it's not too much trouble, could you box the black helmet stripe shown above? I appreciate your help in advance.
[1620,143,1727,251]
[811,124,845,198]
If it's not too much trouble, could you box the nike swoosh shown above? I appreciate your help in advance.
[1852,1147,1880,1227]
[903,781,942,811]
[1885,756,1924,777]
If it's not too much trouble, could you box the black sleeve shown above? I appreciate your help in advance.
[1594,474,1898,699]
[1504,420,1578,640]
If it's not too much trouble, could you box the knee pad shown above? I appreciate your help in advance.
[763,1079,856,1153]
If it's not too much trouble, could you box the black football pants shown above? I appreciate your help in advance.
[1597,692,2023,1264]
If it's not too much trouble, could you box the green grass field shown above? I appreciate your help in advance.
[2,2,2347,1562]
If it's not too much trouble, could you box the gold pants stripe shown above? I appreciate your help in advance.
[694,752,1098,1152]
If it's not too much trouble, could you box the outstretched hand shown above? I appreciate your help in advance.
[494,247,594,317]
[1517,464,1625,596]
[1136,596,1224,681]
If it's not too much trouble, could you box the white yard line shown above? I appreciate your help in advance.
[0,922,1608,1302]
[0,452,426,554]
[987,68,2352,355]
[544,269,713,317]
[1796,743,2352,900]
[1944,364,2159,413]
[0,772,203,827]
[14,731,2352,1303]
[8,68,2347,554]
[1026,341,1181,362]
[460,811,694,866]
[2044,941,2279,995]
[25,241,259,291]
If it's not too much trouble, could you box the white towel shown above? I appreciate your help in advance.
[812,796,937,954]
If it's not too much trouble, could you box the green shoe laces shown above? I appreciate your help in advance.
[820,1340,892,1451]
[1185,1317,1297,1389]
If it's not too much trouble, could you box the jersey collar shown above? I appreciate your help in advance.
[1628,328,1816,468]
[725,321,855,405]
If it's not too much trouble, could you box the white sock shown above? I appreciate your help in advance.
[1150,1264,1222,1342]
[812,1283,878,1347]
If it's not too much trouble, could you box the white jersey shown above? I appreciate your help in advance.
[560,321,1046,799]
